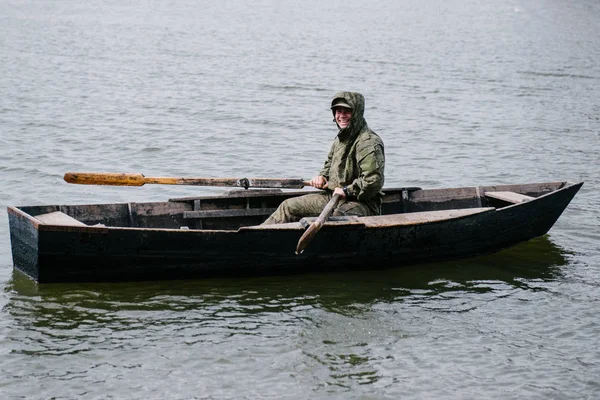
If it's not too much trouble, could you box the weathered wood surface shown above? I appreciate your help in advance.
[34,211,87,226]
[64,172,311,189]
[7,181,584,283]
[479,182,565,196]
[183,208,277,219]
[361,207,495,228]
[485,191,535,204]
[170,189,303,202]
[299,215,363,228]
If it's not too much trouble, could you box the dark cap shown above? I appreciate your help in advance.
[331,98,352,110]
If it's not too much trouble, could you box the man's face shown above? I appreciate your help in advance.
[334,108,352,129]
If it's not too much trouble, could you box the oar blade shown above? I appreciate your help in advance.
[295,221,323,254]
[64,172,146,186]
[295,193,342,254]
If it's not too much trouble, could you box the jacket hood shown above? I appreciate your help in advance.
[331,91,366,139]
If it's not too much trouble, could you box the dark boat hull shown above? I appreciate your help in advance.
[8,181,583,283]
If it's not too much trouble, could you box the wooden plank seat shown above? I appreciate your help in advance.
[299,215,363,229]
[485,191,535,204]
[245,208,496,231]
[239,216,365,232]
[169,189,286,202]
[34,211,87,227]
[183,208,277,219]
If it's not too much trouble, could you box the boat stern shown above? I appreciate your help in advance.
[7,206,41,281]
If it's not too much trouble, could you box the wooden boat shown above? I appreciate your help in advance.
[8,180,582,283]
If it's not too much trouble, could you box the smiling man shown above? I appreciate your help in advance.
[262,91,385,224]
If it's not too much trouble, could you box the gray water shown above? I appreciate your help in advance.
[1,0,599,398]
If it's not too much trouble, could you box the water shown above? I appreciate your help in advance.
[1,0,599,398]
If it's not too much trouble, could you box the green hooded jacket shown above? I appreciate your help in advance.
[319,92,385,214]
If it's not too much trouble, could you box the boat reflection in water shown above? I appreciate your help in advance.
[6,235,570,320]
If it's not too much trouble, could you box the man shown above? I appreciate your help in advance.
[262,91,385,224]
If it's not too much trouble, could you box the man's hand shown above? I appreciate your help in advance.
[333,187,346,198]
[310,176,328,189]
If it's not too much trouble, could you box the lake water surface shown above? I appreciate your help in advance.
[1,0,599,399]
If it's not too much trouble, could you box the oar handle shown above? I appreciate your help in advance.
[63,172,311,189]
[295,193,342,254]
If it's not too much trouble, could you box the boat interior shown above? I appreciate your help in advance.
[17,181,570,231]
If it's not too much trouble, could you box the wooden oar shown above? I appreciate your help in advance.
[63,172,311,189]
[295,193,342,254]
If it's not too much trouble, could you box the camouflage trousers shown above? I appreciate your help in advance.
[262,192,377,225]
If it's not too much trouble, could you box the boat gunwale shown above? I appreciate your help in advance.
[7,181,582,234]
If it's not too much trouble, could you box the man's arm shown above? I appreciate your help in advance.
[345,140,385,202]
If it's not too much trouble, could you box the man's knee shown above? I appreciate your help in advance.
[263,193,332,225]
[263,196,316,224]
[333,201,370,217]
